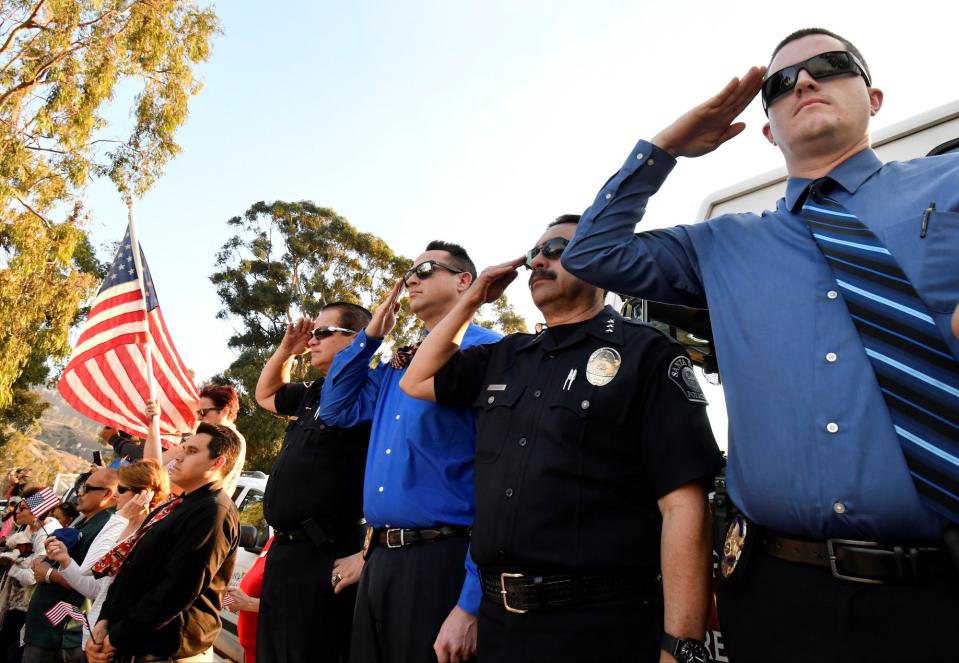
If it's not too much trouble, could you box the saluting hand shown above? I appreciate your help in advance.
[279,317,315,357]
[366,279,404,339]
[463,257,525,309]
[651,66,766,158]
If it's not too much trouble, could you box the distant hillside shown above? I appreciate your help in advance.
[36,388,105,459]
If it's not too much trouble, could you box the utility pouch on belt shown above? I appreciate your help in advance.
[301,517,333,549]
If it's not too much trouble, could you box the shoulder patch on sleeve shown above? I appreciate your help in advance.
[667,356,708,404]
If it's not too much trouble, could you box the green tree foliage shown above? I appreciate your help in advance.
[0,0,218,435]
[211,200,528,471]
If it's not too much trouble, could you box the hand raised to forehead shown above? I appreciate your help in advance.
[279,316,314,356]
[466,257,525,307]
[651,65,766,159]
[367,278,404,339]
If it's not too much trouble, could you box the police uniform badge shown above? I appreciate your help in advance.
[361,524,374,560]
[585,347,622,386]
[720,514,755,582]
[667,355,708,404]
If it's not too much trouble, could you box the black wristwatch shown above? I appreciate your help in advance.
[661,633,709,663]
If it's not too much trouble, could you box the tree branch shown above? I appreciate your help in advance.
[0,0,45,57]
[14,195,51,228]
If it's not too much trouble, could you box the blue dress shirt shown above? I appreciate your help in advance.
[320,323,501,612]
[564,140,959,541]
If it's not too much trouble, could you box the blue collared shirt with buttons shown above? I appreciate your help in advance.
[563,139,959,541]
[320,323,501,611]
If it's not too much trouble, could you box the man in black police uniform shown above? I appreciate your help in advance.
[400,216,724,663]
[254,302,372,663]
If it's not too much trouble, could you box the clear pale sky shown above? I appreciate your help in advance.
[77,1,959,447]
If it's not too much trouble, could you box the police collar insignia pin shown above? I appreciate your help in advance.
[585,347,622,386]
[605,318,615,333]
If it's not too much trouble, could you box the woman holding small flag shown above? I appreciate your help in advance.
[0,488,63,663]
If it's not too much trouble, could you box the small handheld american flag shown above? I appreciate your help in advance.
[222,591,237,609]
[25,488,60,520]
[44,601,86,627]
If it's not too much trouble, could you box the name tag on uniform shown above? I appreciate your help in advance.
[486,384,507,391]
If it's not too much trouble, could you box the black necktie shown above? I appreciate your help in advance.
[801,181,959,523]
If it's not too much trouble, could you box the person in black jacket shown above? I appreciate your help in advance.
[85,423,242,663]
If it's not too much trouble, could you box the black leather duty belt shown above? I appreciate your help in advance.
[481,569,655,613]
[275,518,366,547]
[762,531,952,584]
[374,525,470,549]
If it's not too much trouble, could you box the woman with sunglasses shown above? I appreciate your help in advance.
[0,488,63,663]
[145,384,246,495]
[44,460,169,649]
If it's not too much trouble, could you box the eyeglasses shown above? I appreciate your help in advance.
[311,326,357,340]
[116,485,143,495]
[196,407,222,417]
[78,484,108,496]
[762,50,871,112]
[402,260,465,286]
[524,237,569,269]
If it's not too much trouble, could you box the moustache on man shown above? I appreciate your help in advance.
[528,269,556,288]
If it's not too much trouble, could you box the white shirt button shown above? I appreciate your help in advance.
[635,152,644,160]
[826,422,839,433]
[646,158,655,166]
[827,290,839,300]
[385,449,391,455]
[826,352,838,362]
[604,193,613,200]
[487,396,495,404]
[395,414,401,420]
[833,501,846,514]
[360,342,365,348]
[378,486,384,493]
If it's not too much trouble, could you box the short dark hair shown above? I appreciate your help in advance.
[321,302,372,332]
[199,384,240,420]
[770,28,871,82]
[196,422,242,479]
[547,214,581,229]
[425,240,477,281]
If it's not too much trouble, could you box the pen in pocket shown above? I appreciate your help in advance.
[920,202,936,238]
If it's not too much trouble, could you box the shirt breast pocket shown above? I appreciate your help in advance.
[473,385,525,464]
[883,209,959,314]
[544,386,594,449]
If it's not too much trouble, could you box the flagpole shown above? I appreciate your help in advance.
[124,194,162,453]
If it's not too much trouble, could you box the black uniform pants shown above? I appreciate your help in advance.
[716,548,959,663]
[257,540,358,663]
[477,589,663,663]
[350,537,469,663]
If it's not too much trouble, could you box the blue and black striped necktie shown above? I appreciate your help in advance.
[801,181,959,524]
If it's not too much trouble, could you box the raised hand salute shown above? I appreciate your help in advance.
[651,66,765,158]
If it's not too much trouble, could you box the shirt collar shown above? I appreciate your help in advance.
[784,148,884,212]
[518,305,624,352]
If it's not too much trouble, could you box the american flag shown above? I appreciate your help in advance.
[221,591,237,609]
[57,227,199,442]
[25,487,60,519]
[44,600,86,627]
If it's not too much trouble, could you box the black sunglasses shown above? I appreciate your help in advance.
[312,325,357,340]
[78,484,108,495]
[196,407,222,417]
[117,485,143,495]
[524,237,569,269]
[403,260,465,286]
[762,50,870,113]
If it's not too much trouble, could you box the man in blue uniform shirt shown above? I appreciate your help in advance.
[563,27,959,663]
[320,241,500,663]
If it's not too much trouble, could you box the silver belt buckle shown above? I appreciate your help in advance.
[386,528,406,549]
[826,538,884,584]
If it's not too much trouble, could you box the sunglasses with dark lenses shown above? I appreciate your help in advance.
[402,260,465,286]
[78,484,108,496]
[762,51,871,112]
[312,326,357,340]
[117,485,143,495]
[196,407,222,417]
[524,237,569,269]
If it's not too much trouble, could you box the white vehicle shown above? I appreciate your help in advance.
[215,471,270,663]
